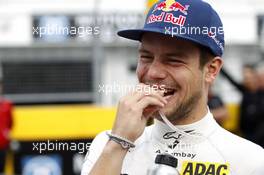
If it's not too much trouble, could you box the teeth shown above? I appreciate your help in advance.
[164,89,175,96]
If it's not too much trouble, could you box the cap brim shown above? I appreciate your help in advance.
[117,28,163,41]
[118,28,218,56]
[118,28,207,46]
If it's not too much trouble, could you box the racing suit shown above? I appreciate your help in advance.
[81,110,264,175]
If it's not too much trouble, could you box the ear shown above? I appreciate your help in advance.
[204,57,223,84]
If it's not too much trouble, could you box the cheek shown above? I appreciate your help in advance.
[136,63,147,81]
[170,68,191,86]
[170,67,200,92]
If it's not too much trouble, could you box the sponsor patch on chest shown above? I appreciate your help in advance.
[181,161,230,175]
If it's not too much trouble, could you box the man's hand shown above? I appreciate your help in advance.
[88,84,167,175]
[111,84,167,142]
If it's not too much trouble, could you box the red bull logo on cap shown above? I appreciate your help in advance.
[152,0,189,15]
[147,12,186,26]
[147,0,190,26]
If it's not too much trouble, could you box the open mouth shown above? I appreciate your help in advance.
[147,84,176,99]
[163,88,176,97]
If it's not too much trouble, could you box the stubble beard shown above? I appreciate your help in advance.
[154,88,203,123]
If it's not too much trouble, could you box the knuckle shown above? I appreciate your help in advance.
[146,97,159,104]
[145,96,155,103]
[123,101,130,107]
[142,96,150,101]
[145,96,154,101]
[130,106,138,113]
[119,98,130,108]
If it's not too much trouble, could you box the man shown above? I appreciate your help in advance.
[0,79,13,174]
[208,87,229,125]
[221,65,260,141]
[255,65,264,147]
[82,0,264,174]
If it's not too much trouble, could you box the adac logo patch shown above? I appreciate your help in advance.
[147,0,190,26]
[181,161,230,175]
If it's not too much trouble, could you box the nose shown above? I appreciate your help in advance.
[146,59,167,80]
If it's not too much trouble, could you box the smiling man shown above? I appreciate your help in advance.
[81,0,264,174]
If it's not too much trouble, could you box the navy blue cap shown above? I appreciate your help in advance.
[118,0,225,57]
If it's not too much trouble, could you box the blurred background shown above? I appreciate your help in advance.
[0,0,263,174]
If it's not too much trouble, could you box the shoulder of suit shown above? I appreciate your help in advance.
[212,126,264,166]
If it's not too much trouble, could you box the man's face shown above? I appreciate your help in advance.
[137,33,206,121]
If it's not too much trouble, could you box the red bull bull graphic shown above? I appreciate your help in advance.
[152,0,189,15]
[149,0,190,26]
[169,2,189,15]
[152,1,167,12]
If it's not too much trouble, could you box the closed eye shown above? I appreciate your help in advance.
[140,55,154,62]
[138,48,154,62]
[164,52,186,64]
[166,58,185,65]
[168,59,183,63]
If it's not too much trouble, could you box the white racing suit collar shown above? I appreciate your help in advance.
[152,109,219,145]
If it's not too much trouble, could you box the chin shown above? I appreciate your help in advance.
[159,105,176,119]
